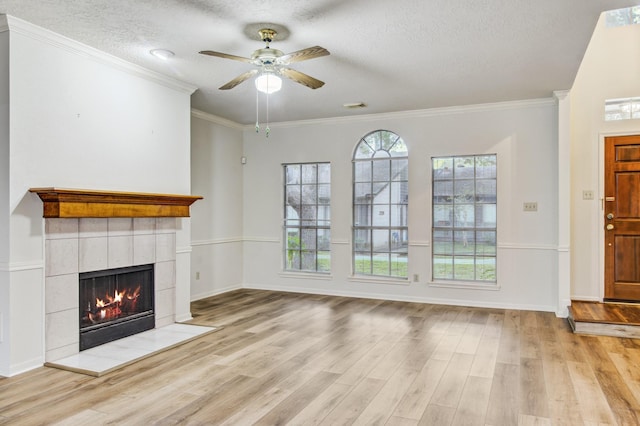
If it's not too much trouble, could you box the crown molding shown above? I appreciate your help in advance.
[191,108,244,130]
[244,97,558,131]
[553,90,570,101]
[4,15,197,94]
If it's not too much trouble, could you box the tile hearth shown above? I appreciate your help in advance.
[45,323,217,376]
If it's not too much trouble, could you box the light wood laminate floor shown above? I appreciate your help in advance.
[1,289,640,425]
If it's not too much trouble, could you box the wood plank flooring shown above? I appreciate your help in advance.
[2,289,640,425]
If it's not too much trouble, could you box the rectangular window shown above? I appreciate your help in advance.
[284,163,331,273]
[605,6,640,28]
[432,155,496,282]
[605,97,640,121]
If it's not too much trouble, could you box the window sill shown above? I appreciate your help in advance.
[279,271,333,280]
[348,275,410,286]
[429,280,500,291]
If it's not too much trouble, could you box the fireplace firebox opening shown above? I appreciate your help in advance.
[79,264,155,351]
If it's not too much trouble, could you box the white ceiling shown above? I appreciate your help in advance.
[0,0,637,124]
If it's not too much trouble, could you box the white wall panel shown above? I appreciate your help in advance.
[238,101,559,311]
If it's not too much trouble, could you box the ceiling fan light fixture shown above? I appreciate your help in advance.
[255,72,282,94]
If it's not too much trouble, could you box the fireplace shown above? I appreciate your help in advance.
[79,264,155,350]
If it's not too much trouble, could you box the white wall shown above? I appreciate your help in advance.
[190,111,244,300]
[239,100,559,311]
[570,15,640,301]
[0,16,195,377]
[0,20,11,378]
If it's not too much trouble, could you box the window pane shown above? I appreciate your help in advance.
[454,204,474,227]
[301,185,317,204]
[476,156,496,178]
[354,252,371,274]
[373,160,391,181]
[286,164,300,184]
[286,186,301,207]
[354,183,372,203]
[391,231,408,252]
[476,257,496,281]
[301,228,317,250]
[372,229,390,252]
[380,131,399,151]
[476,179,496,202]
[453,257,474,280]
[355,140,375,159]
[433,158,454,179]
[434,181,453,204]
[300,206,317,221]
[354,161,372,182]
[433,229,453,254]
[390,140,408,157]
[434,205,453,227]
[372,253,390,275]
[433,255,453,279]
[392,159,408,180]
[318,184,330,204]
[455,156,475,171]
[318,163,331,183]
[390,205,407,227]
[390,253,407,277]
[476,204,496,228]
[354,229,371,251]
[301,251,316,271]
[318,251,330,272]
[317,206,331,225]
[454,231,474,255]
[373,206,390,227]
[354,205,370,227]
[476,231,496,255]
[318,229,331,251]
[454,180,474,202]
[390,182,407,205]
[372,183,389,204]
[302,164,317,184]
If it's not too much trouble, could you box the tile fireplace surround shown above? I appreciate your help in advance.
[45,217,178,362]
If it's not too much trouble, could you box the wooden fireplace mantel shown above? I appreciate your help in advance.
[29,187,203,218]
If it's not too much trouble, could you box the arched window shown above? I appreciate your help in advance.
[352,130,408,277]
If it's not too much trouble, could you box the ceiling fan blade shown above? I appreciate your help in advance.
[219,69,258,90]
[199,50,253,63]
[280,68,325,89]
[279,46,330,64]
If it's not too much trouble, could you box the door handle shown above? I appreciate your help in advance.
[606,224,614,230]
[607,213,614,220]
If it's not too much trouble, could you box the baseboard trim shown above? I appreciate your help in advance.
[242,283,556,313]
[191,284,242,301]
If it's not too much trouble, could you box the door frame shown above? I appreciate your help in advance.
[598,131,640,301]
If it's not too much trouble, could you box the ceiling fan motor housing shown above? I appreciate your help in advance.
[251,48,284,65]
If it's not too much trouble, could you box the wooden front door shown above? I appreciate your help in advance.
[604,135,640,302]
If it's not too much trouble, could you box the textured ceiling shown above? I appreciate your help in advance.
[0,0,637,124]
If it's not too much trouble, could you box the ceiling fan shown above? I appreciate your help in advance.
[199,28,330,91]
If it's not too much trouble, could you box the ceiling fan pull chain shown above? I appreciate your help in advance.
[266,90,270,138]
[255,89,260,133]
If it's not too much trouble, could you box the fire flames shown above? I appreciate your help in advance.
[86,285,141,323]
